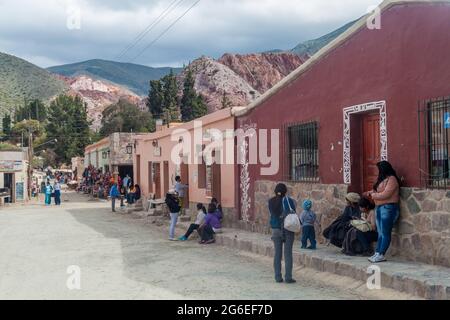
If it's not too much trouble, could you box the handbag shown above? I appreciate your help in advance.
[283,197,301,233]
[350,219,371,233]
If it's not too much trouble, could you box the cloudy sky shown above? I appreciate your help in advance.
[0,0,383,68]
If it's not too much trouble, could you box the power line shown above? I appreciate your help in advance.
[130,0,202,63]
[116,0,186,61]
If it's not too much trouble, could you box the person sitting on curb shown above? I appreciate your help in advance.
[299,200,319,250]
[178,203,207,241]
[323,193,361,248]
[199,203,221,244]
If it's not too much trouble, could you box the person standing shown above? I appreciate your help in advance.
[366,161,401,263]
[268,183,296,284]
[54,180,62,205]
[299,200,317,250]
[174,176,188,214]
[44,182,53,206]
[109,182,120,212]
[165,189,181,241]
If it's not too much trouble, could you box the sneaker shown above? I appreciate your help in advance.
[178,236,187,241]
[307,246,316,250]
[368,253,379,262]
[169,238,177,241]
[276,278,284,283]
[371,254,387,263]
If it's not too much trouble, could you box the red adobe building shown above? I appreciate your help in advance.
[234,0,450,267]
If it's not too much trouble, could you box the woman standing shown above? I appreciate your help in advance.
[44,182,53,206]
[268,183,296,284]
[165,189,181,241]
[366,161,401,263]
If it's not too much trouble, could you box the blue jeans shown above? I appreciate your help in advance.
[271,228,295,282]
[375,204,400,255]
[54,190,61,205]
[169,212,179,239]
[301,225,316,249]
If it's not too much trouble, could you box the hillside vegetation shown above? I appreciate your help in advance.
[0,52,67,115]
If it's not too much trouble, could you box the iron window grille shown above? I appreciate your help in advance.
[286,121,319,182]
[418,96,450,189]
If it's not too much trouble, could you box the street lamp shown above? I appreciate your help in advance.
[126,144,133,155]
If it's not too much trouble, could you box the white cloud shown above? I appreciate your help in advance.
[0,0,383,67]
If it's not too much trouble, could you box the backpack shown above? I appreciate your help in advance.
[283,197,301,233]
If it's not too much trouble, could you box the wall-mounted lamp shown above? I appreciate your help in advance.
[126,144,133,155]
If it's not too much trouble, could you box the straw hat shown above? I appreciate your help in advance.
[345,192,361,204]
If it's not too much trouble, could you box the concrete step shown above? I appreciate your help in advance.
[169,221,449,300]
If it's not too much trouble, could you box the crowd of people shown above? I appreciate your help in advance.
[268,160,401,283]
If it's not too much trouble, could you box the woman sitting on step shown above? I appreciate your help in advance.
[179,203,207,241]
[323,192,361,248]
[342,197,378,257]
[199,203,222,245]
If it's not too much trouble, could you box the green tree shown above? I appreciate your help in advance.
[2,114,12,137]
[46,95,91,165]
[180,69,196,122]
[162,70,180,122]
[147,80,164,117]
[15,99,47,122]
[100,99,155,137]
[192,94,208,119]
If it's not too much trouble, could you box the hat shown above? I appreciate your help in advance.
[303,200,312,210]
[345,192,361,204]
[167,189,177,195]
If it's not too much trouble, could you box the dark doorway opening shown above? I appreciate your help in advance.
[118,165,134,181]
[4,173,14,203]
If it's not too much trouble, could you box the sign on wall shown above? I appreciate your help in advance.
[0,160,23,172]
[445,113,450,129]
[15,182,24,201]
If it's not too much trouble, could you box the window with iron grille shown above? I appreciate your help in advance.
[419,97,450,189]
[287,122,319,182]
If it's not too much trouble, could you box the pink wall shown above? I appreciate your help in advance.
[134,108,237,208]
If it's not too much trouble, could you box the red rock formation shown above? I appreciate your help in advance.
[218,52,304,93]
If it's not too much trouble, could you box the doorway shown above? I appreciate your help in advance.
[362,113,381,192]
[163,161,169,196]
[153,163,161,199]
[180,161,189,204]
[4,173,15,203]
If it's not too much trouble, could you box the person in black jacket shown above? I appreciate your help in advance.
[165,189,181,241]
[323,193,361,248]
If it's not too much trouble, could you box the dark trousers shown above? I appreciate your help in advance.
[272,228,295,282]
[54,190,61,205]
[356,230,379,252]
[201,225,215,241]
[184,224,200,239]
[301,225,316,249]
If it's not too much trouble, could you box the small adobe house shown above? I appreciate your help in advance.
[133,108,243,215]
[234,0,450,267]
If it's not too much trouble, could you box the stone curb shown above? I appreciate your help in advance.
[133,213,450,300]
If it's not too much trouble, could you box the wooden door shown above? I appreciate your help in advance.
[136,155,141,185]
[148,162,153,194]
[154,163,161,199]
[362,113,381,192]
[180,162,189,204]
[163,161,169,196]
[212,163,221,204]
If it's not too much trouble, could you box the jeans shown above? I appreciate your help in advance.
[184,224,200,239]
[54,190,61,205]
[169,212,179,239]
[111,197,117,212]
[45,194,51,205]
[271,228,295,282]
[375,204,400,255]
[301,225,316,249]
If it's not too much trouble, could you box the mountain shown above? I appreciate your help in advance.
[47,59,182,96]
[0,52,67,116]
[177,52,303,112]
[60,75,145,131]
[291,20,357,59]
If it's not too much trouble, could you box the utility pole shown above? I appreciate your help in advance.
[166,110,170,128]
[27,131,33,200]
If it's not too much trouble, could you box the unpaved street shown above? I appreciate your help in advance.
[0,193,403,300]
